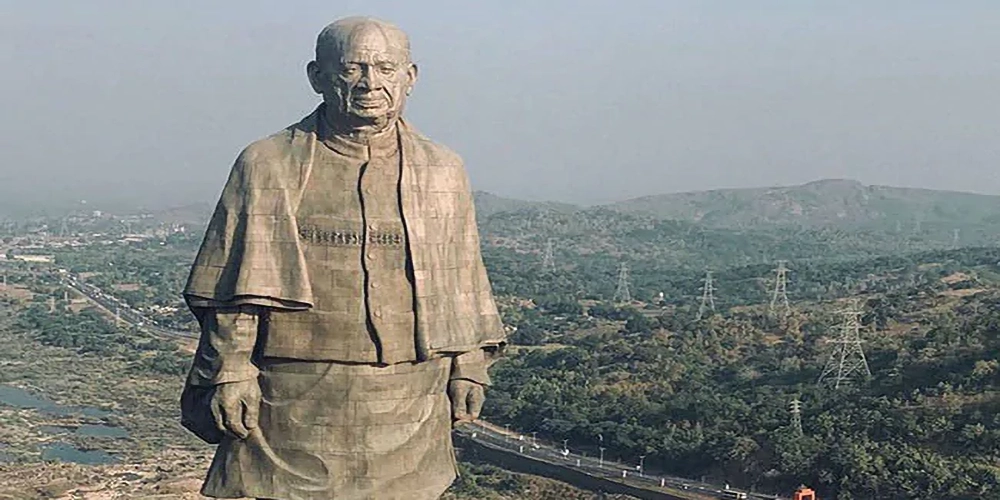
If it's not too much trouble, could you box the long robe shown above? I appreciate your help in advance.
[179,108,506,499]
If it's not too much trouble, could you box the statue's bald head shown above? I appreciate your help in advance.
[315,16,411,66]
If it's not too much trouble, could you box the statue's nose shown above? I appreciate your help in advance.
[358,66,382,89]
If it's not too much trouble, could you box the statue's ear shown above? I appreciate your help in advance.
[306,61,324,94]
[406,63,418,94]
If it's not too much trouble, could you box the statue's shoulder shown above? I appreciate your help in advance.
[238,125,303,167]
[231,114,317,183]
[400,121,463,167]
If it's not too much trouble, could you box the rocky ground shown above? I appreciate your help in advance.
[0,449,210,500]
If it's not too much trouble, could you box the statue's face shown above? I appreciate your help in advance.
[308,25,417,128]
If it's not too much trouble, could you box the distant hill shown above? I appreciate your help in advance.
[472,181,1000,286]
[472,191,577,219]
[604,179,1000,231]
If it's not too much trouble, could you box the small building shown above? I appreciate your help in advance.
[13,254,55,263]
[794,486,817,500]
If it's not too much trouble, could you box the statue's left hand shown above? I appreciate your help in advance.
[448,379,484,425]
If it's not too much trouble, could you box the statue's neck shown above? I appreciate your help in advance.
[317,106,399,159]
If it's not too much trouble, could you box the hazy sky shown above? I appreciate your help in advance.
[1,1,998,212]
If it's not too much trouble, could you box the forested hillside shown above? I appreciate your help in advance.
[478,242,1000,499]
[469,196,1000,499]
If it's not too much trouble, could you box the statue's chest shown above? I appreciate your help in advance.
[295,147,406,244]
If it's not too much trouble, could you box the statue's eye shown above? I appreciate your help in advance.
[378,64,395,75]
[341,65,360,76]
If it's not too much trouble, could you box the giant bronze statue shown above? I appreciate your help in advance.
[179,16,506,500]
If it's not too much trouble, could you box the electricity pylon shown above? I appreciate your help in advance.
[818,299,872,389]
[541,239,555,272]
[696,270,716,321]
[789,398,803,437]
[613,262,631,303]
[768,260,791,318]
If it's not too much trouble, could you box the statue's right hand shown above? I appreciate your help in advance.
[209,379,261,440]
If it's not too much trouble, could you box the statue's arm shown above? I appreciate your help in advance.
[186,305,262,387]
[181,304,263,442]
[447,154,506,389]
[450,349,492,386]
[448,346,505,424]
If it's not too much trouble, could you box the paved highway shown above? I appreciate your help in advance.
[456,421,784,500]
[61,273,196,339]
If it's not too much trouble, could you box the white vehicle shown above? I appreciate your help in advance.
[718,490,748,500]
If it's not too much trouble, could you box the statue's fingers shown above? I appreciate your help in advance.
[467,385,485,420]
[210,398,227,434]
[242,398,259,431]
[223,403,250,439]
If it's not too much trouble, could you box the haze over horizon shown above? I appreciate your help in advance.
[1,1,998,213]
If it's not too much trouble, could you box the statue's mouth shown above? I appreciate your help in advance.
[352,95,386,109]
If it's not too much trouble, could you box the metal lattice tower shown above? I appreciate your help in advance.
[541,239,555,272]
[768,260,791,317]
[613,262,631,303]
[696,270,717,321]
[953,228,961,248]
[789,399,803,436]
[818,299,872,389]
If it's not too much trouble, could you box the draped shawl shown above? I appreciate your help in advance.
[182,108,505,359]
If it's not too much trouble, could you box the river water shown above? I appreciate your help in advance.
[0,384,128,465]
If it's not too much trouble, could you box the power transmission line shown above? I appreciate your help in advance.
[818,299,872,389]
[696,270,716,321]
[613,262,631,303]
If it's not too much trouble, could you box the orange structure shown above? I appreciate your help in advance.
[793,486,817,500]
